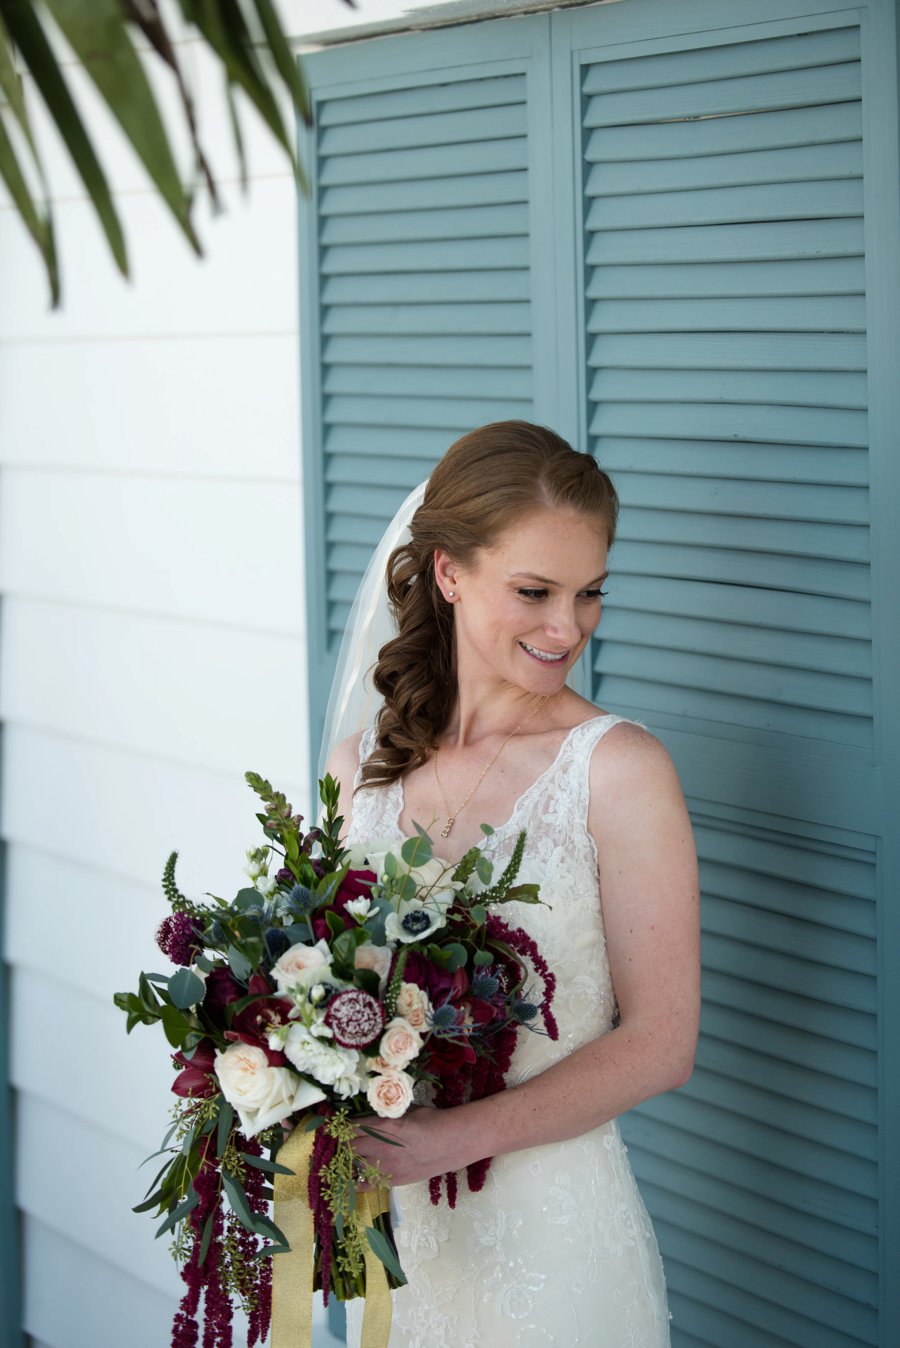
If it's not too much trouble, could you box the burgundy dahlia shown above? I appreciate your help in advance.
[323,988,384,1048]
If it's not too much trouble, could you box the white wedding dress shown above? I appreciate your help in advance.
[344,714,672,1348]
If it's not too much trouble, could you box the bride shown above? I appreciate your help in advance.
[325,421,700,1346]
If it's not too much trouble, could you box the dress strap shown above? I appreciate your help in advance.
[565,713,643,824]
[354,726,379,790]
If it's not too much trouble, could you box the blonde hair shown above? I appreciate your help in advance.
[360,421,618,789]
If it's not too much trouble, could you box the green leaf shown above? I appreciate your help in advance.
[325,910,345,941]
[364,1225,407,1285]
[239,1152,295,1177]
[354,968,380,999]
[473,949,493,966]
[0,82,57,302]
[155,1187,199,1238]
[476,856,493,885]
[227,944,252,982]
[197,1210,215,1267]
[479,823,495,836]
[217,1100,234,1157]
[234,887,265,910]
[43,0,200,256]
[221,1169,255,1232]
[1,0,127,274]
[355,1123,404,1148]
[400,834,431,867]
[470,905,487,926]
[159,1003,192,1049]
[383,851,399,879]
[251,1210,289,1246]
[443,942,467,972]
[168,967,205,1010]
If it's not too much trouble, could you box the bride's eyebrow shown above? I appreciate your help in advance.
[509,571,609,586]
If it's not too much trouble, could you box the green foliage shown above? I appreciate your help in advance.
[0,0,313,306]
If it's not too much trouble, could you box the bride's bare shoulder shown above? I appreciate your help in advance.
[325,730,366,789]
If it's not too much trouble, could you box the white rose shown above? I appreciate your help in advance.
[271,939,333,992]
[354,943,393,989]
[214,1042,325,1137]
[367,1069,414,1119]
[282,1022,361,1087]
[394,982,431,1030]
[378,1017,422,1070]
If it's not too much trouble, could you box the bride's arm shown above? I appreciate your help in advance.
[323,731,365,836]
[352,723,700,1185]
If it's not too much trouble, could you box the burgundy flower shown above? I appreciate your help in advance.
[310,869,376,941]
[203,968,243,1025]
[172,1040,217,1099]
[324,988,384,1048]
[157,911,203,966]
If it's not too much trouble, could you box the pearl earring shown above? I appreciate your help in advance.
[447,590,455,599]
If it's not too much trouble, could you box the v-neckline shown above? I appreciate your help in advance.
[390,713,617,862]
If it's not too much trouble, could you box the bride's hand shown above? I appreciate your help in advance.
[351,1105,463,1188]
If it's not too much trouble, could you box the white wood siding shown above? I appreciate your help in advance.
[0,12,339,1340]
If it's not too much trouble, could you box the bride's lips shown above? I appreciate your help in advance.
[519,641,569,666]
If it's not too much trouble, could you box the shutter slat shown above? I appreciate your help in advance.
[585,62,861,127]
[320,142,528,190]
[695,1037,876,1126]
[323,334,531,367]
[582,27,859,96]
[585,179,862,229]
[586,100,862,161]
[701,969,875,1052]
[324,364,533,399]
[608,575,870,638]
[593,401,867,448]
[320,101,526,154]
[322,303,531,336]
[601,611,869,680]
[321,204,528,245]
[588,296,866,333]
[589,331,866,370]
[586,140,861,196]
[588,216,863,263]
[588,256,864,299]
[317,73,526,126]
[591,367,867,409]
[700,1005,876,1090]
[323,394,531,429]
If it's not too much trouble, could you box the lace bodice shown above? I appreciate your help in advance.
[345,713,671,1346]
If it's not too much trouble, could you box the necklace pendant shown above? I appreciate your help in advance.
[441,817,455,839]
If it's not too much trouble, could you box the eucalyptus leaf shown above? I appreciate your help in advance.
[476,856,493,885]
[240,1152,295,1177]
[252,1211,289,1246]
[221,1170,255,1232]
[217,1101,234,1157]
[155,1187,199,1238]
[470,905,487,926]
[168,967,205,1010]
[443,942,467,972]
[227,943,252,982]
[364,1225,407,1285]
[197,1210,215,1267]
[473,949,493,966]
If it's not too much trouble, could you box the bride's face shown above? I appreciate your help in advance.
[436,507,609,695]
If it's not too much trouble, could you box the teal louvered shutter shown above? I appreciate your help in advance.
[555,5,898,1345]
[299,4,900,1344]
[299,20,553,751]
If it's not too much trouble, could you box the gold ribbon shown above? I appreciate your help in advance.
[271,1121,394,1348]
[271,1123,315,1348]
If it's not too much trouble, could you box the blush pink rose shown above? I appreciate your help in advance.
[366,1069,414,1119]
[378,1017,422,1070]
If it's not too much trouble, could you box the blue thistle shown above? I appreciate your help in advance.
[472,972,500,998]
[429,1003,463,1032]
[512,1002,539,1023]
[264,928,292,962]
[285,884,316,917]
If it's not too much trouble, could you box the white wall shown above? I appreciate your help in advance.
[0,2,430,1340]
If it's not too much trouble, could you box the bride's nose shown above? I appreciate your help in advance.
[542,602,582,647]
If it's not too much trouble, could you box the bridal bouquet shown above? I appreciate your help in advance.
[115,771,558,1348]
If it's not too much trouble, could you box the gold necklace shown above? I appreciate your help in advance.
[431,696,552,839]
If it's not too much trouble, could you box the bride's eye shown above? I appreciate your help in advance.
[517,588,548,600]
[582,588,608,599]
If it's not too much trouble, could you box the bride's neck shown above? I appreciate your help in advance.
[442,681,557,749]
